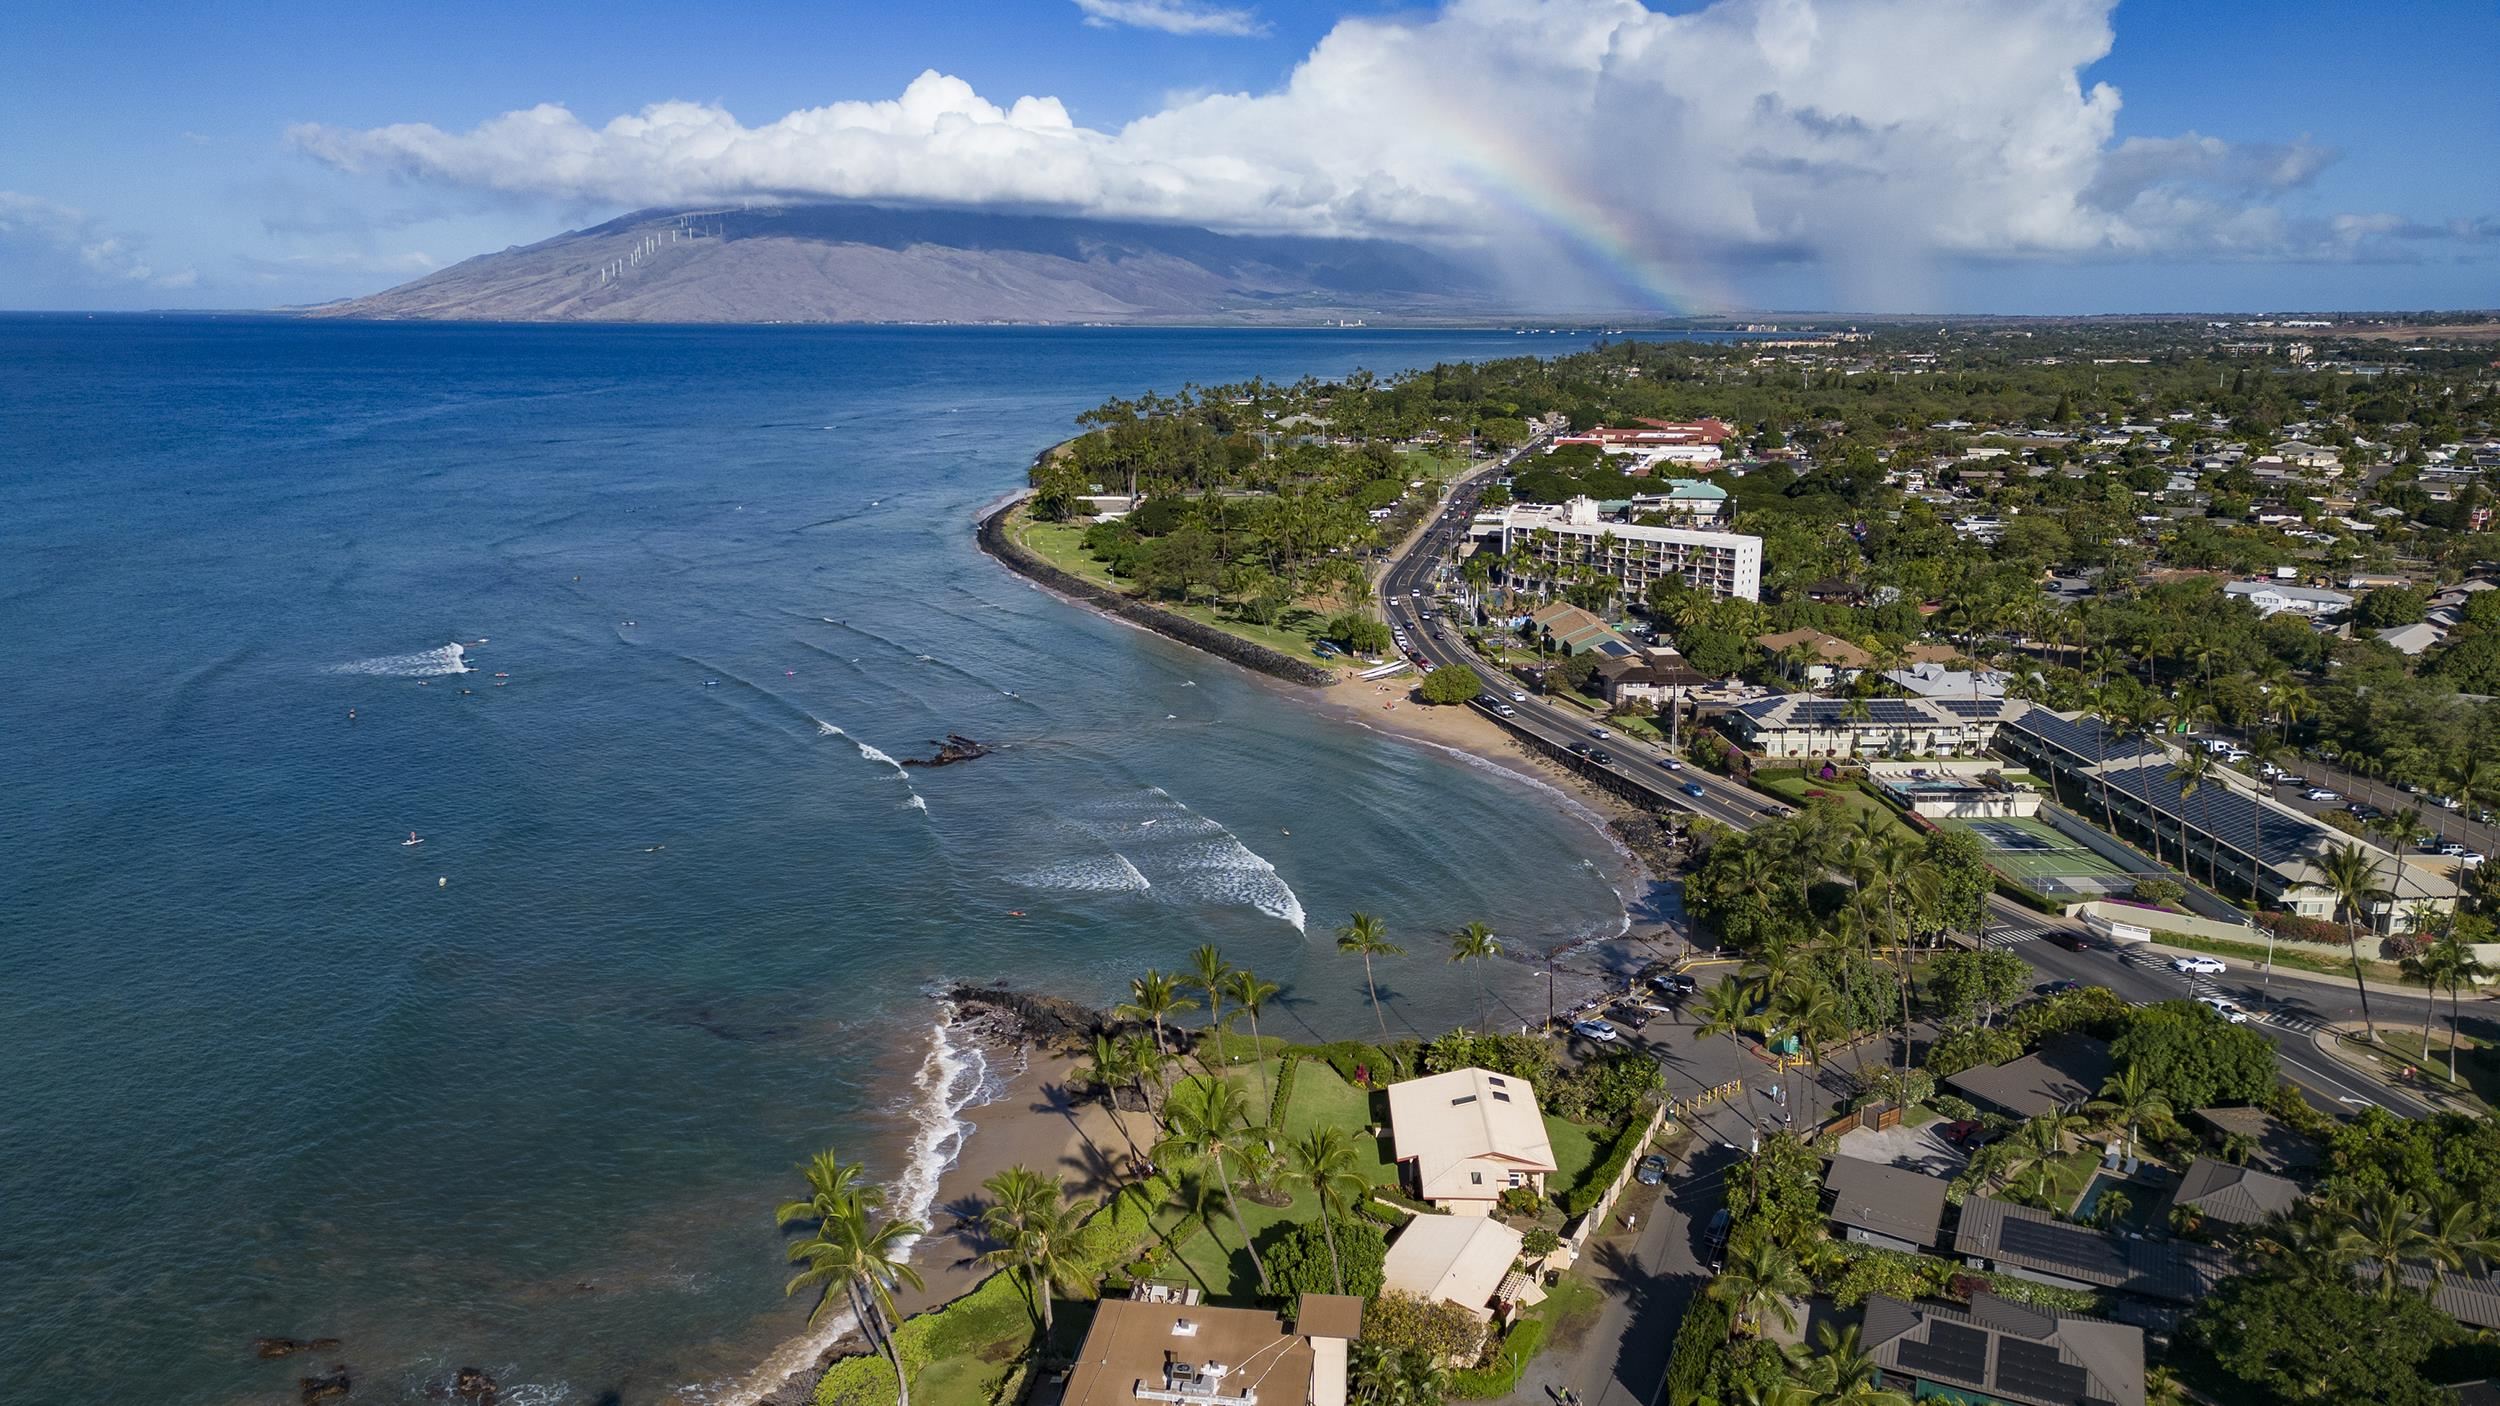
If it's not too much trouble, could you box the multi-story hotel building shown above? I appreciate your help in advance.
[1476,496,1762,602]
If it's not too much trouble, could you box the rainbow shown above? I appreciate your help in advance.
[1430,97,1734,316]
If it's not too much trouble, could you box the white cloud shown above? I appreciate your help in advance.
[1073,0,1267,37]
[0,191,197,288]
[286,0,2479,305]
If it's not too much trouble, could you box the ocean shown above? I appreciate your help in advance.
[0,318,1648,1405]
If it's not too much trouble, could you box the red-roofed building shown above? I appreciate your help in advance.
[1552,419,1732,467]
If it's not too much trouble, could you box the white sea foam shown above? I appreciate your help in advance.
[1011,853,1151,893]
[711,1009,998,1406]
[331,642,471,677]
[857,742,901,770]
[1062,789,1305,930]
[1163,838,1307,931]
[906,794,929,813]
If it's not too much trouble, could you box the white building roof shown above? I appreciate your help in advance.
[1386,1067,1557,1201]
[1380,1215,1525,1321]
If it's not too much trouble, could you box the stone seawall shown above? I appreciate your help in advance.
[975,495,1335,688]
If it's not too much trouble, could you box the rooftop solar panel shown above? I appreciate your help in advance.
[1997,1215,2125,1279]
[1897,1322,1989,1383]
[1995,1339,2090,1404]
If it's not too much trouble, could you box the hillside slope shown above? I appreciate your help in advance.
[310,204,1498,324]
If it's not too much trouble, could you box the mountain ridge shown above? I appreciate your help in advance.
[309,203,1507,324]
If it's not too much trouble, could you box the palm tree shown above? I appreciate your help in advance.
[2400,943,2455,1066]
[785,1193,926,1406]
[2422,1186,2500,1287]
[2442,940,2490,1084]
[1709,1232,1809,1337]
[1291,1126,1371,1294]
[1447,921,1501,1031]
[979,1165,1096,1337]
[2169,749,2217,890]
[1226,969,1282,1117]
[1156,1077,1274,1293]
[1771,978,1845,1128]
[1117,969,1197,1056]
[1120,1031,1171,1130]
[2086,1064,2172,1162]
[2320,842,2390,1041]
[1695,978,1759,1077]
[1190,944,1236,1071]
[2335,1188,2433,1299]
[776,1147,873,1237]
[1335,912,1405,1042]
[1787,1323,1909,1405]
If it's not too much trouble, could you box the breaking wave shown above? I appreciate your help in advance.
[1011,853,1152,894]
[331,642,471,677]
[1055,788,1305,931]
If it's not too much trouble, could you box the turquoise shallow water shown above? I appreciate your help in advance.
[0,319,1649,1405]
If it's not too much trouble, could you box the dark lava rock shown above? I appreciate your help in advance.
[299,1366,352,1403]
[900,734,988,768]
[453,1365,500,1404]
[946,985,1104,1053]
[255,1338,342,1360]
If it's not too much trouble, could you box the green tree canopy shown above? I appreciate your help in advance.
[1260,1214,1387,1299]
[2185,1271,2451,1406]
[2110,1001,2278,1109]
[1418,664,1485,706]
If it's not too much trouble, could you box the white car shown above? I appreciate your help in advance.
[2303,788,2341,802]
[2197,996,2250,1024]
[2442,843,2476,857]
[1571,1019,1621,1043]
[1590,727,1611,740]
[1510,691,1528,702]
[2171,955,2227,976]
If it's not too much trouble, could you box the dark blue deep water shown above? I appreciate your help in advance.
[0,319,1641,1405]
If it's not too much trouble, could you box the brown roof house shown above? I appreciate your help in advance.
[1062,1293,1362,1406]
[1822,1156,1951,1253]
[2171,1157,2302,1227]
[1953,1196,2236,1306]
[1944,1037,2114,1121]
[1386,1067,1558,1214]
[1755,628,1871,686]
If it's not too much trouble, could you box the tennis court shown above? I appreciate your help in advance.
[1944,815,2139,896]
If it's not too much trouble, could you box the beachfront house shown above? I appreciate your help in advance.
[1385,1067,1558,1215]
[1061,1292,1363,1406]
[1379,1215,1539,1327]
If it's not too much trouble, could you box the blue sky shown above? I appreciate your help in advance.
[2,0,2491,314]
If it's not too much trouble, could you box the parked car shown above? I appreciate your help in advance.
[1606,1004,1651,1031]
[2304,787,2341,802]
[1939,1120,1994,1149]
[1649,972,1699,996]
[1683,781,1708,798]
[1635,1154,1669,1187]
[1703,1208,1732,1271]
[2442,843,2477,857]
[2196,995,2250,1024]
[2346,802,2383,821]
[1571,1018,1621,1043]
[2171,955,2227,975]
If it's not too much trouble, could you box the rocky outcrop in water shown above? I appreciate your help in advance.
[901,735,988,768]
[946,984,1105,1053]
[452,1365,500,1404]
[299,1366,353,1403]
[255,1338,341,1360]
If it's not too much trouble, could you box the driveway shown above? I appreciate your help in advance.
[1835,1117,1970,1177]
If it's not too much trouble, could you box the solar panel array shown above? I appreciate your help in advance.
[1996,1340,2092,1405]
[1997,1216,2128,1280]
[2004,710,2163,764]
[1937,698,2012,718]
[2096,762,2334,866]
[1896,1322,1989,1384]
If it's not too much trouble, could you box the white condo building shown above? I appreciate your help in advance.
[1477,496,1762,602]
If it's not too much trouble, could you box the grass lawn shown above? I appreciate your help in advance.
[1754,769,1919,837]
[1012,511,1346,665]
[1532,1272,1606,1352]
[2342,1028,2497,1108]
[1544,1116,1609,1204]
[1402,448,1472,482]
[2025,1146,2104,1216]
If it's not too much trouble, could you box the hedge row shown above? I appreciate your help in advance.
[1269,1052,1301,1129]
[1560,1116,1654,1217]
[1451,1315,1548,1399]
[1662,1292,1732,1406]
[1284,1039,1409,1089]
